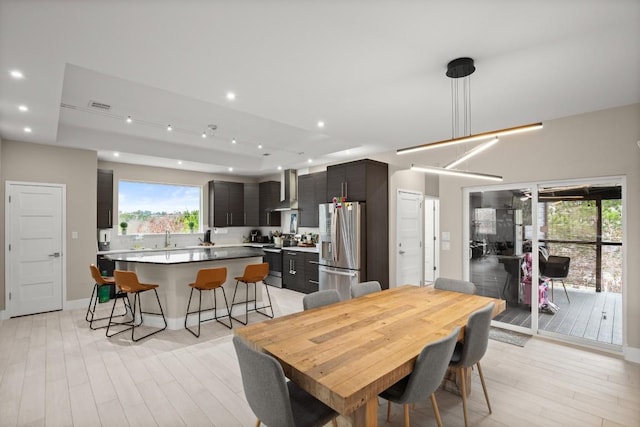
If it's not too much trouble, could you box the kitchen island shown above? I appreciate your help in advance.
[106,246,265,329]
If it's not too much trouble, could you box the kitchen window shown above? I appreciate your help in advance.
[118,180,202,235]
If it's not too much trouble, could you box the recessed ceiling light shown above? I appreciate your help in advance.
[126,116,132,123]
[258,143,263,149]
[10,70,24,79]
[23,126,32,133]
[114,152,120,157]
[307,158,312,163]
[202,132,207,138]
[228,167,233,172]
[167,124,172,131]
[277,166,282,171]
[178,160,182,165]
[18,105,28,112]
[232,138,237,144]
[226,92,236,100]
[317,121,325,128]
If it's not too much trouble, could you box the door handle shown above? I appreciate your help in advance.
[48,252,61,258]
[399,250,406,254]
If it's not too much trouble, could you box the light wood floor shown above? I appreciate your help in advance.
[0,286,638,427]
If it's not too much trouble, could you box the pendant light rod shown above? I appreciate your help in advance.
[397,122,543,155]
[411,164,503,181]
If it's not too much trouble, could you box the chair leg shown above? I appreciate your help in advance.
[214,287,233,329]
[255,280,274,319]
[550,279,555,301]
[184,287,202,337]
[255,419,260,427]
[403,403,410,427]
[430,393,443,427]
[86,283,98,322]
[476,361,492,414]
[230,280,250,325]
[131,289,167,342]
[332,419,338,427]
[387,400,392,421]
[560,279,570,302]
[459,366,469,427]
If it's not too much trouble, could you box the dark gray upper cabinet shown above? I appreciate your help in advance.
[325,160,372,202]
[259,181,281,226]
[209,181,245,227]
[97,169,113,228]
[244,183,259,226]
[298,171,326,227]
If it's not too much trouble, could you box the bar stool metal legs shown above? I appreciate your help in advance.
[87,264,131,330]
[230,263,274,325]
[106,270,167,342]
[184,267,232,337]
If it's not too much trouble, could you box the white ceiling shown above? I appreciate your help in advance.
[1,0,639,177]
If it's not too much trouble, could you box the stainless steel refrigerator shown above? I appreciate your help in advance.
[318,202,366,300]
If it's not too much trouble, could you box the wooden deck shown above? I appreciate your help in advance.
[470,256,623,346]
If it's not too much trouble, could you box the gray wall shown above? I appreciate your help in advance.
[0,141,97,305]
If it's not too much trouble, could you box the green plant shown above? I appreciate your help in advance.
[120,221,128,229]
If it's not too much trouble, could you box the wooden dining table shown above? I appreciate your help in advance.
[235,285,505,427]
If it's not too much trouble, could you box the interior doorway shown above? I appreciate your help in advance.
[396,190,423,286]
[5,182,65,317]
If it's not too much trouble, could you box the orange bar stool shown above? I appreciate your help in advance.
[107,270,167,341]
[87,264,131,330]
[185,267,232,337]
[230,262,274,325]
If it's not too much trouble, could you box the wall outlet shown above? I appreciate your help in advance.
[71,231,78,239]
[213,227,228,234]
[441,231,450,241]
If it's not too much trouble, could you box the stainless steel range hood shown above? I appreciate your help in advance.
[273,169,298,211]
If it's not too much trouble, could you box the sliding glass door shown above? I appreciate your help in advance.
[465,178,624,350]
[467,185,533,331]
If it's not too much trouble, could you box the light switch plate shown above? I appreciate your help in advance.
[71,231,78,239]
[441,241,451,251]
[441,231,450,241]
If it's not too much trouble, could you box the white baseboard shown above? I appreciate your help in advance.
[624,345,640,363]
[64,298,90,311]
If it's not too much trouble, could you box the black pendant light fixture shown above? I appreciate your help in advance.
[400,57,542,180]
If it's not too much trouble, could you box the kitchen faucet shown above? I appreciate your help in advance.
[165,229,171,247]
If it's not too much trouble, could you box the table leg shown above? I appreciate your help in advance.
[351,396,378,427]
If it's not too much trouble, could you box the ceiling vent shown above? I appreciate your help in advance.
[88,100,111,111]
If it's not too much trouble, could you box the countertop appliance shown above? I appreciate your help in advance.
[318,202,365,300]
[98,228,111,252]
[250,229,261,243]
[204,229,212,243]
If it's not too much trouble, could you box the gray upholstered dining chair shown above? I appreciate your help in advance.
[380,327,460,427]
[303,289,341,310]
[434,277,477,295]
[350,280,382,298]
[450,302,495,427]
[232,336,338,427]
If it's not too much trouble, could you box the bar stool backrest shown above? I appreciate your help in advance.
[114,270,143,293]
[239,262,269,283]
[90,264,109,285]
[195,267,227,288]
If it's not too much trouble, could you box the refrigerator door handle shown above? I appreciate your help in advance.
[330,206,338,262]
[319,267,357,277]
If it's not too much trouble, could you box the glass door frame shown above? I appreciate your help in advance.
[463,175,626,352]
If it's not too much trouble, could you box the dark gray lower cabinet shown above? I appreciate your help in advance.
[282,250,318,294]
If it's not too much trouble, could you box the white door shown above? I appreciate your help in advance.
[396,190,423,286]
[424,197,440,283]
[6,183,64,317]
